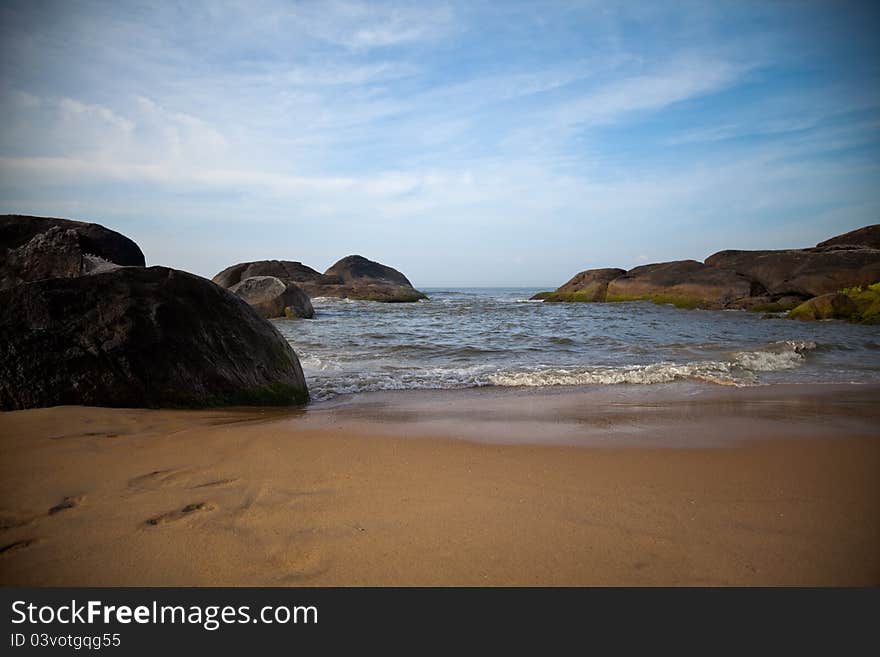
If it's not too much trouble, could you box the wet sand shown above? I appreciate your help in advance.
[1,383,878,586]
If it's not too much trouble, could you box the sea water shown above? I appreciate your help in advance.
[273,288,880,401]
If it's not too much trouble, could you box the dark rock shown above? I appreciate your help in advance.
[534,268,625,302]
[606,260,753,308]
[816,224,880,250]
[730,294,807,312]
[315,255,427,302]
[0,214,144,268]
[705,246,880,298]
[1,226,85,289]
[229,276,315,319]
[213,255,426,302]
[212,260,331,289]
[324,255,413,287]
[0,266,309,410]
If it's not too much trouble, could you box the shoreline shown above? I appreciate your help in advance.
[1,382,878,586]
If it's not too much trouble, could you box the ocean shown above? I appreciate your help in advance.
[272,288,880,402]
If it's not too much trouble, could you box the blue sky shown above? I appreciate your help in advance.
[1,0,878,286]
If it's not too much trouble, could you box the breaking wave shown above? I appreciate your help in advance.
[300,340,820,400]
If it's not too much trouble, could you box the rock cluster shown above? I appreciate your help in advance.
[532,224,880,321]
[0,215,309,409]
[213,254,426,303]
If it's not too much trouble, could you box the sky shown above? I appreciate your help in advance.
[1,1,879,287]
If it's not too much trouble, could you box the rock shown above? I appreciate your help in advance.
[212,260,331,290]
[229,276,315,319]
[324,255,413,287]
[533,268,626,302]
[529,291,555,301]
[315,255,427,302]
[1,226,85,288]
[787,284,880,324]
[213,255,426,302]
[705,246,880,298]
[787,293,859,321]
[0,266,309,410]
[1,214,144,267]
[1,215,144,290]
[730,294,807,313]
[605,260,753,309]
[816,224,880,250]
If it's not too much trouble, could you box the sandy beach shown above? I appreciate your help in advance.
[1,383,878,586]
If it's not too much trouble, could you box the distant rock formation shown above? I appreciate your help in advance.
[212,260,330,290]
[317,255,427,302]
[0,267,309,410]
[606,260,754,309]
[530,268,625,302]
[0,214,144,290]
[535,224,880,318]
[213,254,426,302]
[229,275,315,319]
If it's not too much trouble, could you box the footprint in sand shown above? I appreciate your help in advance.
[0,538,39,556]
[145,502,215,527]
[49,495,84,515]
[129,469,240,491]
[190,478,240,489]
[0,512,37,531]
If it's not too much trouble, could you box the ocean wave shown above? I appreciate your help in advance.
[488,341,817,388]
[302,340,820,400]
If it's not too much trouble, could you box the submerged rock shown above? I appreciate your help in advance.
[532,268,626,302]
[0,266,309,410]
[605,260,753,309]
[229,275,315,319]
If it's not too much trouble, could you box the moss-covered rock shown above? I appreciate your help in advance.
[529,291,554,301]
[787,283,879,324]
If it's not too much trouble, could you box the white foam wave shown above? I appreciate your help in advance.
[300,340,820,400]
[487,341,817,389]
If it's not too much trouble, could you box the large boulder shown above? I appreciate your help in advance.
[705,246,880,298]
[316,255,427,302]
[229,276,314,319]
[1,215,144,290]
[531,268,626,302]
[0,266,309,410]
[213,255,427,302]
[605,260,753,309]
[324,255,413,287]
[816,224,880,250]
[212,260,331,289]
[1,226,85,288]
[1,215,144,273]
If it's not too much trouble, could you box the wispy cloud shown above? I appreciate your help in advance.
[1,0,878,284]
